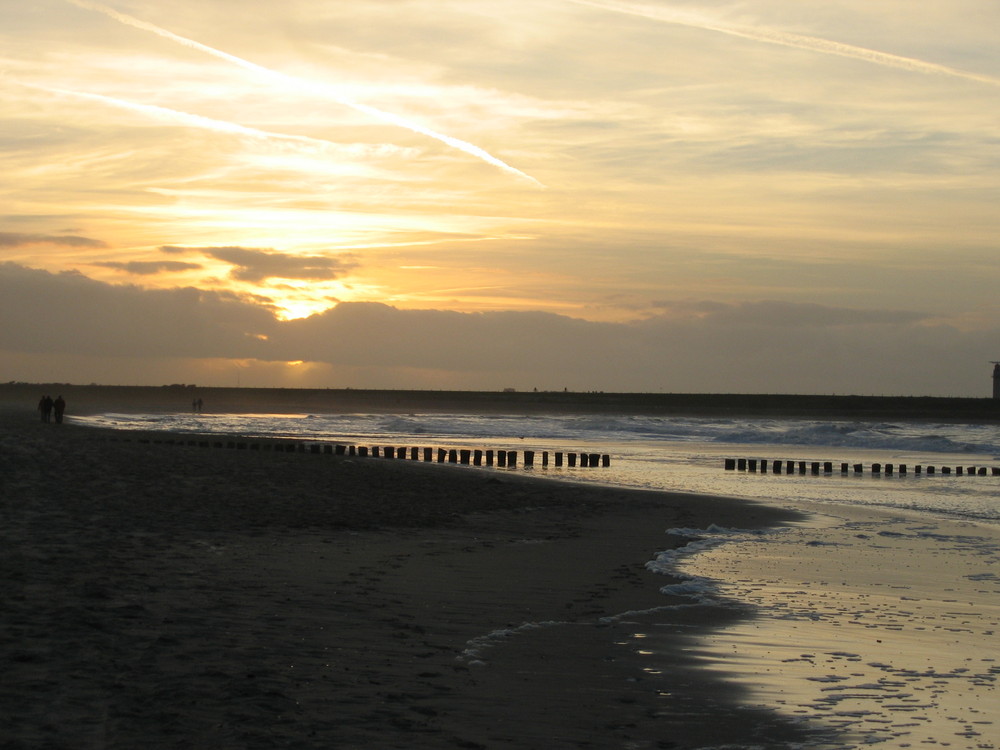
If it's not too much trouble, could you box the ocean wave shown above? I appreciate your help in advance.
[74,412,1000,455]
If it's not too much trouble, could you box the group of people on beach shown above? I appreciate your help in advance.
[38,395,66,424]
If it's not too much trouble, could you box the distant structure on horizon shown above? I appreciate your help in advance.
[993,362,1000,399]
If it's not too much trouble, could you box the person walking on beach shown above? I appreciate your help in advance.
[38,395,53,423]
[53,395,66,424]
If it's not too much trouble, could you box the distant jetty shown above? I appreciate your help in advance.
[4,383,1000,422]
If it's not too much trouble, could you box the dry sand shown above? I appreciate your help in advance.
[2,408,812,749]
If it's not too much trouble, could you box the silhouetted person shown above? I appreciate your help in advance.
[38,395,53,423]
[53,396,66,424]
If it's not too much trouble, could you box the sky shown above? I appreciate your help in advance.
[2,0,999,395]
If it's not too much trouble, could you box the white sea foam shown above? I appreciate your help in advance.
[74,412,1000,454]
[458,620,569,664]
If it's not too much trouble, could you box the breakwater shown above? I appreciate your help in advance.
[120,433,611,469]
[5,383,1000,421]
[725,458,1000,476]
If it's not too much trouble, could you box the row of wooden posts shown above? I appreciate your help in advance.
[135,436,611,468]
[725,458,1000,477]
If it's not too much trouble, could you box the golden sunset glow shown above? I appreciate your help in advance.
[2,0,999,393]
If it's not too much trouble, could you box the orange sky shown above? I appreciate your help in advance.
[2,0,999,394]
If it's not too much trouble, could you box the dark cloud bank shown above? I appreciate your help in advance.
[1,262,995,396]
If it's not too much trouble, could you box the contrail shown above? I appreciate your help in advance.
[19,81,357,150]
[567,0,1000,88]
[64,0,543,186]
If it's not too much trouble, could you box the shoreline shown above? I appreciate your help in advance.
[1,411,817,749]
[676,501,1000,748]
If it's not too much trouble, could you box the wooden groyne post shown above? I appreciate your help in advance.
[725,458,999,477]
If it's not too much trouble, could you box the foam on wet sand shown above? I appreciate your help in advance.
[675,505,1000,748]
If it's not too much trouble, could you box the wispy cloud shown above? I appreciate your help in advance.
[63,0,544,185]
[566,0,1000,88]
[93,260,202,275]
[163,246,359,283]
[0,232,107,249]
[18,82,368,152]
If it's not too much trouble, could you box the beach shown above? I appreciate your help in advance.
[0,408,811,749]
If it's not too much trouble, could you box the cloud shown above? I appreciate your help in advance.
[649,300,926,328]
[63,0,544,186]
[1,262,995,396]
[19,82,368,153]
[0,232,107,249]
[93,260,203,275]
[565,0,1000,88]
[0,262,276,358]
[164,246,359,283]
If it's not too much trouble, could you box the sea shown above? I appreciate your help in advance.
[73,411,1000,525]
[73,411,1000,749]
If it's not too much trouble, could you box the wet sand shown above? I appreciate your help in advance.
[1,409,812,749]
[674,504,1000,748]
